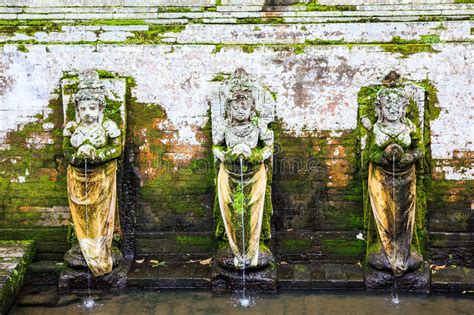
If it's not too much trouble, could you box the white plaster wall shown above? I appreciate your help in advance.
[0,42,472,178]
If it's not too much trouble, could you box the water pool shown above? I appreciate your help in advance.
[10,288,474,315]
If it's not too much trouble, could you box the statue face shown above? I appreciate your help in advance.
[230,93,252,124]
[77,99,101,124]
[380,94,404,122]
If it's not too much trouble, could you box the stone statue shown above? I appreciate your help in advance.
[361,72,424,277]
[63,71,122,277]
[212,69,274,269]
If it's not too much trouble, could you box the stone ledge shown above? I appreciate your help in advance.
[431,265,474,292]
[277,263,365,290]
[0,240,36,314]
[1,21,472,45]
[16,259,474,293]
[127,261,212,289]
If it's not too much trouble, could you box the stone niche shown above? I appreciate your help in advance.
[58,71,136,291]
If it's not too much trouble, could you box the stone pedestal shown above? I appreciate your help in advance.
[58,244,130,292]
[58,262,131,293]
[211,260,277,292]
[364,262,431,292]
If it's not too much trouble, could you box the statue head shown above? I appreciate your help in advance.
[375,87,408,124]
[226,89,255,125]
[73,71,106,125]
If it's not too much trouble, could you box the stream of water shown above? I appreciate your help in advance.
[83,158,96,310]
[391,154,400,305]
[238,157,249,308]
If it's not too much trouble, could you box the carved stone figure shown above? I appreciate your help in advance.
[63,71,122,277]
[361,72,424,277]
[212,69,274,270]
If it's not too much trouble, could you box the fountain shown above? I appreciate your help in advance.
[58,71,131,291]
[358,72,430,292]
[210,69,277,293]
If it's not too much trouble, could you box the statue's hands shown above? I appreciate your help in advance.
[213,147,225,162]
[384,144,403,162]
[399,153,414,167]
[398,149,423,167]
[231,143,251,159]
[76,144,97,161]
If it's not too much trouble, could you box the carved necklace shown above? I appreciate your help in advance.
[378,123,405,138]
[228,123,255,137]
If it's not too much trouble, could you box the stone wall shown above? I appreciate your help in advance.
[0,0,472,265]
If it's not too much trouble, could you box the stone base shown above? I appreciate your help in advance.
[364,262,431,292]
[58,261,131,293]
[211,260,277,293]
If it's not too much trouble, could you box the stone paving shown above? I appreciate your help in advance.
[125,261,474,292]
[0,240,35,315]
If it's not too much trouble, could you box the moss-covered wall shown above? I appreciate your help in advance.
[0,2,472,265]
[272,130,365,263]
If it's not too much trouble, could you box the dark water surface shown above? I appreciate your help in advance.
[10,289,474,315]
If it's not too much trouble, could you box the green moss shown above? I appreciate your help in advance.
[420,34,441,44]
[211,72,230,82]
[418,16,446,22]
[294,264,307,273]
[157,7,193,13]
[454,0,474,3]
[380,36,442,57]
[321,239,365,256]
[96,70,118,78]
[79,19,147,26]
[306,1,356,11]
[0,92,68,226]
[431,24,448,31]
[381,44,439,57]
[212,44,260,54]
[176,235,214,250]
[280,239,312,251]
[17,44,28,53]
[293,44,305,55]
[0,240,36,314]
[236,17,286,24]
[304,38,345,45]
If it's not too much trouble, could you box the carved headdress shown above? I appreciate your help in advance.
[225,68,256,117]
[73,70,107,109]
[375,72,409,124]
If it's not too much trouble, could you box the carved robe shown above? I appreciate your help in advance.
[67,160,117,276]
[368,123,417,276]
[64,120,121,276]
[216,123,272,267]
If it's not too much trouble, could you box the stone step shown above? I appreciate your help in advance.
[0,0,215,7]
[128,261,212,289]
[0,240,36,315]
[431,265,474,292]
[357,4,474,11]
[4,20,470,45]
[319,0,455,4]
[1,6,473,20]
[25,260,63,286]
[278,263,365,290]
